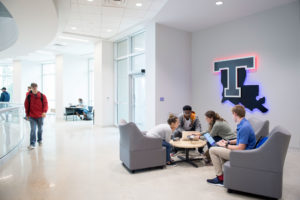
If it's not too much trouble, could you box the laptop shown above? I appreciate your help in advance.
[203,133,218,146]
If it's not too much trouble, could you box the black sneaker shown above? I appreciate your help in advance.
[207,177,223,186]
[166,161,177,166]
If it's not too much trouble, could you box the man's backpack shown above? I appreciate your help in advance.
[26,91,44,116]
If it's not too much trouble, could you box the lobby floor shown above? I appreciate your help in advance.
[0,117,299,200]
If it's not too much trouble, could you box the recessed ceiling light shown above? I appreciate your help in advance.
[136,3,142,7]
[216,1,223,6]
[71,27,77,30]
[106,29,112,32]
[87,0,94,2]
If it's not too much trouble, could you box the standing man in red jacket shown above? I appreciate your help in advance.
[24,83,48,150]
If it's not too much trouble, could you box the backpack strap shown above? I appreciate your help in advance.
[26,91,32,116]
[40,92,44,110]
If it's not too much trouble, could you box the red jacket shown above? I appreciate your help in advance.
[24,92,48,118]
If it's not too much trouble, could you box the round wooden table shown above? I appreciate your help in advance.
[170,139,206,168]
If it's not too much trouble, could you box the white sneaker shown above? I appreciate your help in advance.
[27,145,35,150]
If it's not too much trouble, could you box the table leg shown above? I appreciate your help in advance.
[176,148,203,168]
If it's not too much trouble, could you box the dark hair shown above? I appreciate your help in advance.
[232,105,246,118]
[31,83,38,88]
[167,113,178,125]
[183,105,192,111]
[205,110,225,131]
[1,87,6,90]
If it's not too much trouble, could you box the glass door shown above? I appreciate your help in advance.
[131,74,145,130]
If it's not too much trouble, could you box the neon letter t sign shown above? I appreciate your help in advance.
[214,57,255,98]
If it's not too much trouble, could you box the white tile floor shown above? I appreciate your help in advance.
[0,116,299,200]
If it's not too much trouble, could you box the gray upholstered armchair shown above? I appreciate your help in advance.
[224,126,291,199]
[248,117,269,140]
[119,122,166,172]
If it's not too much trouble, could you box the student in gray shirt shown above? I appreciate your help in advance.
[146,114,179,165]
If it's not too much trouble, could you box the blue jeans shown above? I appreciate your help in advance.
[162,140,172,162]
[29,117,44,146]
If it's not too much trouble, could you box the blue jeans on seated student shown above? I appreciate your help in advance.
[162,140,172,162]
[29,117,44,146]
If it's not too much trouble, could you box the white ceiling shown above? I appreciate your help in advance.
[0,0,58,59]
[155,0,297,32]
[63,0,167,39]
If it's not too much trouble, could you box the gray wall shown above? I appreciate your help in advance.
[192,1,300,148]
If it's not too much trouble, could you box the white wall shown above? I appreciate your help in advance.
[192,2,300,148]
[102,41,114,126]
[155,23,192,124]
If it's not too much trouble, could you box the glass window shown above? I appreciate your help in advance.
[114,31,145,129]
[131,32,145,53]
[117,40,128,58]
[117,59,129,122]
[0,65,13,98]
[132,54,145,73]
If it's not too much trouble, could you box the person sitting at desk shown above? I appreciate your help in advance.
[75,98,89,120]
[145,114,179,165]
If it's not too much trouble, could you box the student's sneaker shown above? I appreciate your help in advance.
[27,145,35,150]
[207,177,224,186]
[38,141,42,146]
[166,161,177,167]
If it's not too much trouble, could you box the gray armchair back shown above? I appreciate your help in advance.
[119,122,166,172]
[248,117,269,140]
[224,126,291,199]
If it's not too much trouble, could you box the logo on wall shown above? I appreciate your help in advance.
[213,55,268,113]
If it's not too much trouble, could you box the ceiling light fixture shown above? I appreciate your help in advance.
[136,3,142,7]
[71,27,77,30]
[216,1,223,6]
[87,0,94,2]
[58,36,89,43]
[106,29,112,32]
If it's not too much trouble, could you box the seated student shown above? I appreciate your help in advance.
[172,105,202,154]
[146,114,179,165]
[174,105,201,138]
[75,98,89,120]
[207,105,256,185]
[200,110,236,163]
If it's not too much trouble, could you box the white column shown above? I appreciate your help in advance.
[94,41,103,126]
[12,60,22,104]
[55,55,64,119]
[102,41,114,126]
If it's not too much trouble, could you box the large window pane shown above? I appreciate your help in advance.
[117,40,128,58]
[132,32,145,53]
[132,54,145,73]
[133,76,145,130]
[0,65,13,99]
[117,59,129,122]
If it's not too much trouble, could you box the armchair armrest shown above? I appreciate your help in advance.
[230,148,282,173]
